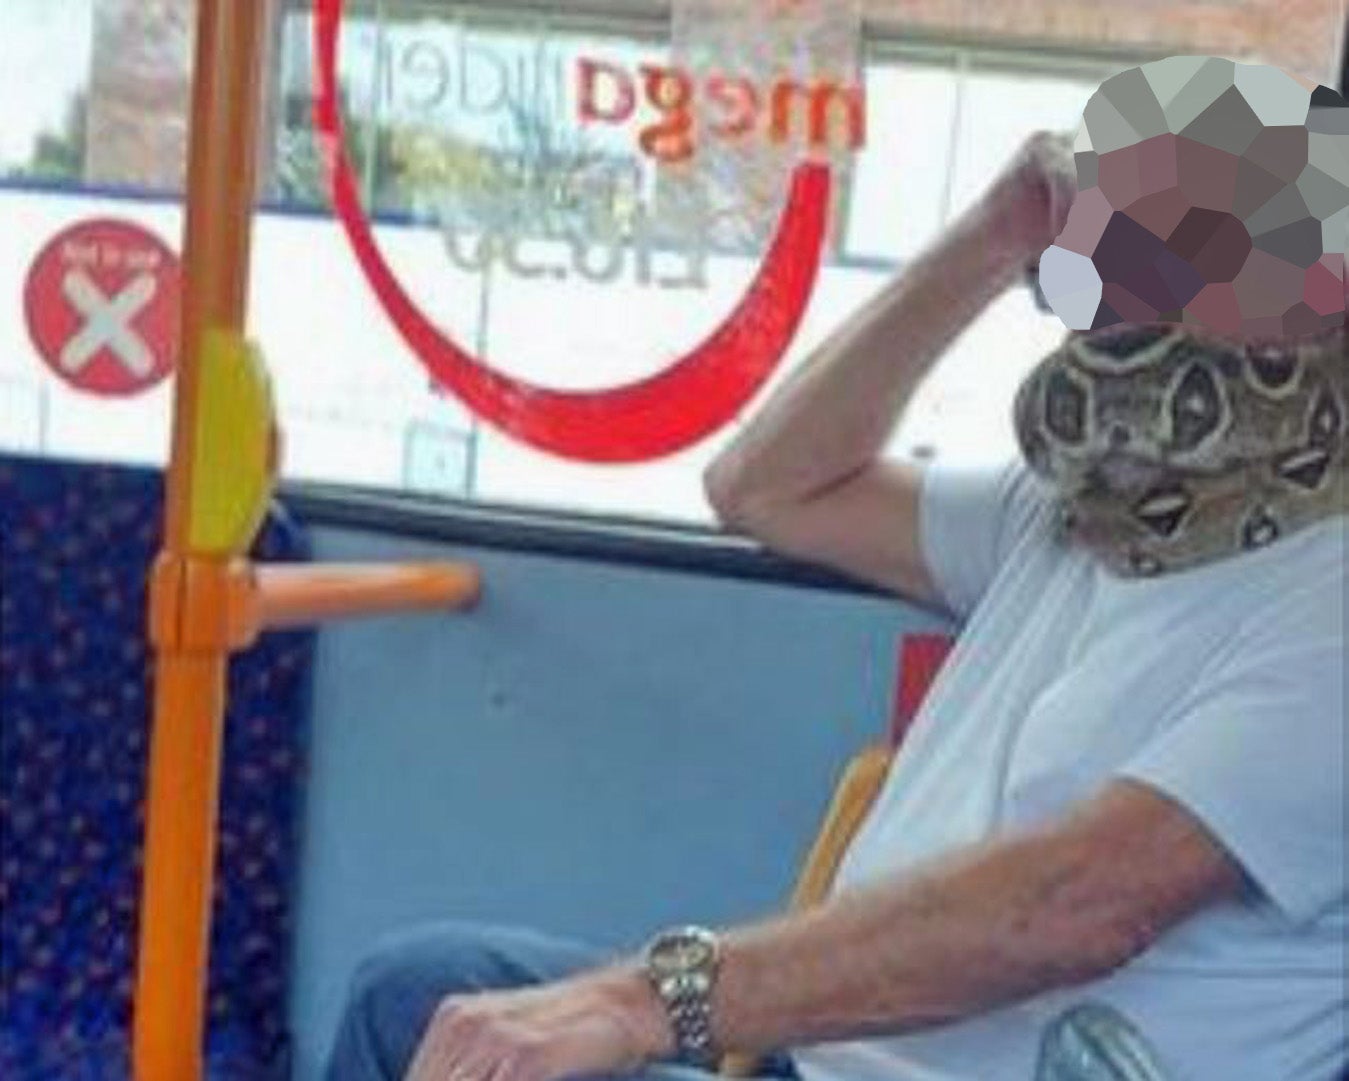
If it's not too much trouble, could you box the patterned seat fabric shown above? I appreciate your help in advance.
[0,456,314,1079]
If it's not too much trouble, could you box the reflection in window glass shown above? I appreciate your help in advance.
[945,65,1104,223]
[843,56,959,262]
[0,0,94,181]
[0,1,1142,523]
[901,62,1111,466]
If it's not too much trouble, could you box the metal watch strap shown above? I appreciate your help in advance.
[665,986,717,1066]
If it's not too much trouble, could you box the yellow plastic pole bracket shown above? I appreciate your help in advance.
[186,328,278,557]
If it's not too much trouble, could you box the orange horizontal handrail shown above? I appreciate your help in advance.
[252,562,481,630]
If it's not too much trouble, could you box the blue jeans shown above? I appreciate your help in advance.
[325,921,797,1081]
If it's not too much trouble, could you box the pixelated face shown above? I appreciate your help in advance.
[1039,56,1349,343]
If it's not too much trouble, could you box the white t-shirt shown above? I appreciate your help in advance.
[791,459,1347,1081]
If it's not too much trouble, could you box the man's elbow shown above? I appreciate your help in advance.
[703,458,772,534]
[702,458,736,524]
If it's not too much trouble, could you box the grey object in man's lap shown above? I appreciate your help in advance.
[1036,1003,1171,1081]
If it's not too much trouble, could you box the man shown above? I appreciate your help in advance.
[327,91,1347,1081]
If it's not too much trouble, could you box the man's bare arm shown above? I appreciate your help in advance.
[601,779,1245,1060]
[704,135,1072,604]
[405,754,1246,1081]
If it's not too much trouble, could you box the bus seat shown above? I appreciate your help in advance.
[0,455,314,1080]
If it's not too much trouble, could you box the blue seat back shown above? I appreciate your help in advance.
[0,455,313,1078]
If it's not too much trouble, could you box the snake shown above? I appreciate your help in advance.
[1013,323,1348,576]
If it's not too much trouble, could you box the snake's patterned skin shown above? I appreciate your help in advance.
[1014,324,1348,576]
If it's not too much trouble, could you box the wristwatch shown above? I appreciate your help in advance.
[642,925,722,1067]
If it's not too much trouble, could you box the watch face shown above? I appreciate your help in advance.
[649,927,718,978]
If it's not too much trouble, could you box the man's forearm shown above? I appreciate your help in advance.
[709,831,1131,1053]
[588,783,1240,1064]
[705,185,1033,514]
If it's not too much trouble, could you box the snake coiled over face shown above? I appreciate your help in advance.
[1014,324,1348,576]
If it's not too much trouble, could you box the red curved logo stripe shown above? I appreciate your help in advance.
[313,0,832,462]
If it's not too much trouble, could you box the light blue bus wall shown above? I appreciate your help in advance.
[288,524,953,1079]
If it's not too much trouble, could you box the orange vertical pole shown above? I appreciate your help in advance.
[133,2,268,1079]
[164,0,264,547]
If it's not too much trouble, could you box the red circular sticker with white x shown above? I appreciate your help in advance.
[23,218,181,397]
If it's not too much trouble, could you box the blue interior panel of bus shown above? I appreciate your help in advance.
[286,523,951,1077]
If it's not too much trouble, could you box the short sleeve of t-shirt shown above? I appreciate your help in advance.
[1118,531,1348,926]
[918,457,1052,618]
